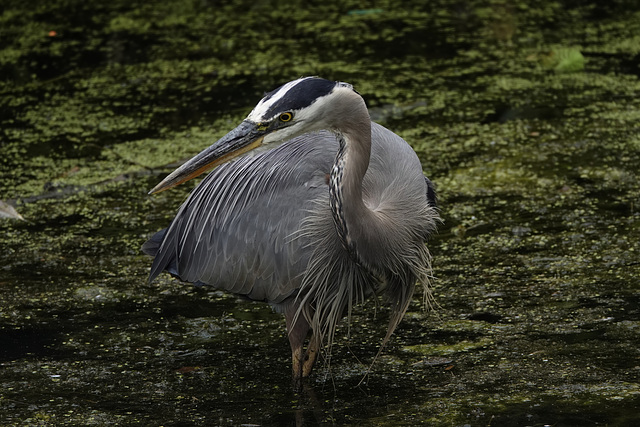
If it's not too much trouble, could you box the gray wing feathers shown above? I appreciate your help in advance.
[148,132,337,303]
[146,123,436,305]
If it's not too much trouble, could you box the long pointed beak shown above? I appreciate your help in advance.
[149,120,265,194]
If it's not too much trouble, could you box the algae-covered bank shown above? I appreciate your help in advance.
[1,0,639,425]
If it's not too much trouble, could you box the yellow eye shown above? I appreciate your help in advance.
[279,112,293,122]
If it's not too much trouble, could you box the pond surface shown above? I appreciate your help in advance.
[1,0,639,425]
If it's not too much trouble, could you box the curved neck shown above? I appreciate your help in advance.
[328,95,375,262]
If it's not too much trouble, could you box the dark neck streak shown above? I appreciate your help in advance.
[329,136,351,253]
[328,114,377,270]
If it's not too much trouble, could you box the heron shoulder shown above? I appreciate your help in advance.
[364,122,428,207]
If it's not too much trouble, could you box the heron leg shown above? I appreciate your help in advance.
[302,336,320,378]
[285,308,318,390]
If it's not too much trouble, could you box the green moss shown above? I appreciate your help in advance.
[1,0,640,425]
[403,338,492,355]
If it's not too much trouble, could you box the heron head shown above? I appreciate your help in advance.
[149,77,354,194]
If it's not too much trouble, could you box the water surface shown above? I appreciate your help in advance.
[1,0,639,425]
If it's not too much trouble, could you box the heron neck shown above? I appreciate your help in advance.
[329,108,375,263]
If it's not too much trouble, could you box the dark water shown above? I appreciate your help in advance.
[1,0,639,425]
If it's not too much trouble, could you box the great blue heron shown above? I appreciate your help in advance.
[143,77,439,389]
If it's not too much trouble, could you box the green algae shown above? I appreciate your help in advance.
[403,336,493,356]
[1,0,640,425]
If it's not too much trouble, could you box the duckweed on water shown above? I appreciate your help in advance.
[1,0,640,425]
